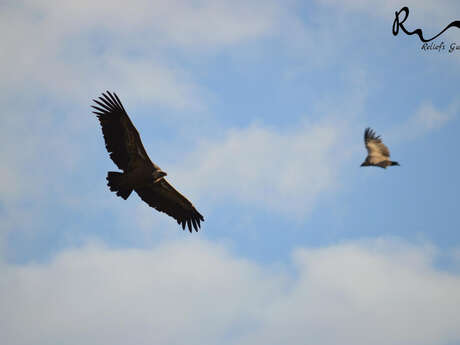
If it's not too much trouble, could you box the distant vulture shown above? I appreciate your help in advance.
[361,127,400,169]
[91,91,204,232]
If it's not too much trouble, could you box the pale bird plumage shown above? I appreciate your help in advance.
[361,127,400,169]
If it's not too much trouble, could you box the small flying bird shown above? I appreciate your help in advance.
[91,91,204,232]
[361,127,400,169]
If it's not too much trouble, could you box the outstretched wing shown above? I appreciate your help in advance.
[135,179,204,232]
[91,91,157,171]
[364,127,391,158]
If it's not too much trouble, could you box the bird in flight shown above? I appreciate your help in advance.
[361,127,400,169]
[91,91,204,232]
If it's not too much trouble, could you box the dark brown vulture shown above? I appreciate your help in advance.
[91,91,204,232]
[361,127,400,169]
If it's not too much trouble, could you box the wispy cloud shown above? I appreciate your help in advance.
[167,118,353,217]
[391,101,457,141]
[0,0,285,105]
[315,0,460,23]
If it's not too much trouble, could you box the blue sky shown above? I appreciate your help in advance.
[1,1,460,344]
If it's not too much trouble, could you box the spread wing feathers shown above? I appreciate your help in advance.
[364,127,391,158]
[91,91,154,171]
[135,179,204,232]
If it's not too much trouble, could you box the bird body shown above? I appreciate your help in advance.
[361,127,399,169]
[92,91,204,232]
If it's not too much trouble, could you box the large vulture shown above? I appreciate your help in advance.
[91,91,204,232]
[361,127,400,169]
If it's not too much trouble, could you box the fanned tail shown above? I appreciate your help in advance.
[106,171,133,200]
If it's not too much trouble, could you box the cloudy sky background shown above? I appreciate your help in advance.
[1,1,460,344]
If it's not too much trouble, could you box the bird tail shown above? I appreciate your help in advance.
[390,161,400,166]
[106,172,133,200]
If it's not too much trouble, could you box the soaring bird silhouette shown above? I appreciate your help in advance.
[92,91,204,232]
[361,127,400,169]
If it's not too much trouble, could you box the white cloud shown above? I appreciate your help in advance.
[391,101,457,141]
[242,240,460,345]
[24,0,281,47]
[0,239,280,345]
[166,118,353,217]
[0,103,85,204]
[410,102,453,131]
[1,238,460,345]
[0,0,292,210]
[0,0,284,105]
[315,0,460,23]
